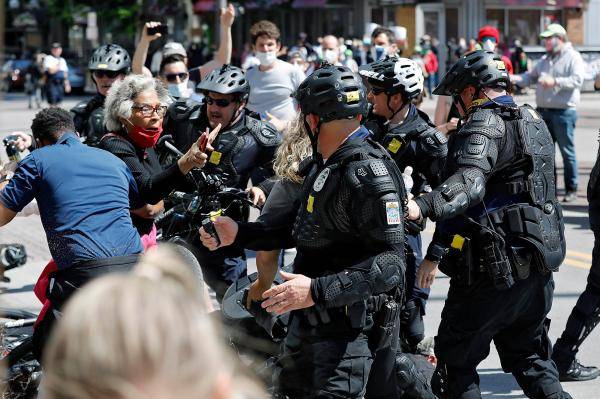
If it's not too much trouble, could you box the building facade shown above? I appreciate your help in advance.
[371,0,600,73]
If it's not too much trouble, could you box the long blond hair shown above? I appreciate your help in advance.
[273,113,312,183]
[42,245,266,399]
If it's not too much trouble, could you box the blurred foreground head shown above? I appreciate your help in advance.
[42,245,266,399]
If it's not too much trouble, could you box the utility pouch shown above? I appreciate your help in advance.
[481,234,515,291]
[304,305,333,327]
[370,298,400,350]
[347,300,367,329]
[441,234,473,284]
[509,245,532,280]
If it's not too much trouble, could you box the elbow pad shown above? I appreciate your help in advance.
[428,168,486,220]
[311,251,404,308]
[416,168,487,221]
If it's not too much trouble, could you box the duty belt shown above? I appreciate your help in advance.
[302,293,392,329]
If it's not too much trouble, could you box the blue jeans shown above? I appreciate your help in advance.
[537,108,578,191]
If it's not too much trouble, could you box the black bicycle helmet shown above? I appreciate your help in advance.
[294,63,367,122]
[197,64,250,101]
[359,56,424,100]
[88,44,131,73]
[433,50,509,96]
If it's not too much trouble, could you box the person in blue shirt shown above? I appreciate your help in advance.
[0,108,144,361]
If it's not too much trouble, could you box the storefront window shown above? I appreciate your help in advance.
[424,11,439,38]
[543,9,563,29]
[486,9,505,32]
[508,9,541,45]
[446,8,459,42]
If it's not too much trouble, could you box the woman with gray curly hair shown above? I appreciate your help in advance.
[101,74,220,244]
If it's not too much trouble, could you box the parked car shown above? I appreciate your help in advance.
[1,59,33,92]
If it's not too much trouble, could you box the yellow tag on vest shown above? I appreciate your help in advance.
[209,151,222,165]
[307,195,314,213]
[387,138,403,154]
[450,234,465,250]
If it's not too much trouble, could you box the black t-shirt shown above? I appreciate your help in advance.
[99,133,189,235]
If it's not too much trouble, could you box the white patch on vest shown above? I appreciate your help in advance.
[385,201,401,225]
[313,167,330,192]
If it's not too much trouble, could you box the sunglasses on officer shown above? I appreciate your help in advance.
[92,70,122,79]
[163,72,189,82]
[205,97,237,107]
[370,86,386,95]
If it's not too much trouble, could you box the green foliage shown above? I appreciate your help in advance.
[45,0,141,37]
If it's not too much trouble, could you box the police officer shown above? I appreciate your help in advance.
[164,64,281,300]
[550,140,600,381]
[406,51,572,399]
[360,56,447,351]
[200,64,407,398]
[71,44,131,146]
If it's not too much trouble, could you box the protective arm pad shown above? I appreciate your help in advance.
[415,167,486,221]
[310,250,404,308]
[425,227,447,263]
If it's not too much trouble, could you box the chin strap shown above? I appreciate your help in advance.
[384,92,408,126]
[223,102,244,131]
[304,118,324,167]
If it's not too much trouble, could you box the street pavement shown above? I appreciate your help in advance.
[1,91,600,398]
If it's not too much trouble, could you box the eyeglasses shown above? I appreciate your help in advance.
[163,72,189,82]
[92,70,122,79]
[131,104,168,117]
[205,97,235,107]
[370,86,386,95]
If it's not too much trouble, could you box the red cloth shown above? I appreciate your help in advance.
[501,55,514,75]
[33,260,57,327]
[478,25,500,43]
[424,52,438,74]
[33,231,155,328]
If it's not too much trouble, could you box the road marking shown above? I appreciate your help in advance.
[566,249,593,261]
[563,257,591,270]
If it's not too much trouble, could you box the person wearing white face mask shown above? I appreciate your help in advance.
[157,54,194,99]
[369,26,398,62]
[321,34,358,72]
[477,25,514,75]
[511,23,584,204]
[245,20,305,131]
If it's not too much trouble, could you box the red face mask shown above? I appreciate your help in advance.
[125,120,163,149]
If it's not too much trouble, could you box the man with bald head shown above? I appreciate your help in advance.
[322,34,358,72]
